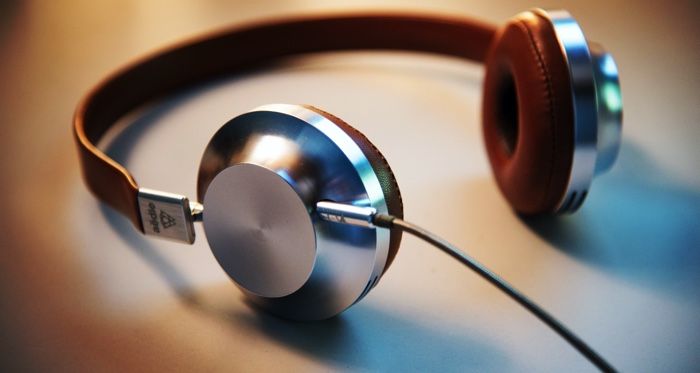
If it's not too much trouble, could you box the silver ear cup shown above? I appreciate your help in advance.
[536,9,623,213]
[198,104,390,320]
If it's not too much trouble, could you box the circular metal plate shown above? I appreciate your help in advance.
[198,104,390,320]
[203,164,317,298]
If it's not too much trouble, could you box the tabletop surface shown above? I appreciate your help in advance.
[1,1,699,372]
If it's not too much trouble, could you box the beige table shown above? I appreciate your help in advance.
[2,1,699,371]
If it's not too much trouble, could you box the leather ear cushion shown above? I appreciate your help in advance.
[304,106,404,274]
[482,10,575,214]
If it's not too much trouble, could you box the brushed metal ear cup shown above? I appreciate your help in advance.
[197,104,395,320]
[482,9,621,214]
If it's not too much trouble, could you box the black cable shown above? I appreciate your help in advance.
[373,214,616,373]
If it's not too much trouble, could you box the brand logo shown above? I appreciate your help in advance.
[147,202,160,233]
[146,203,177,233]
[160,210,176,229]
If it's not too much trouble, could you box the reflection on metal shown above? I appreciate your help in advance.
[590,42,623,174]
[198,104,389,320]
[535,9,623,213]
[189,201,204,222]
[316,201,378,228]
[203,164,318,299]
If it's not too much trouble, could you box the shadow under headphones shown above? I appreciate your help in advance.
[74,8,622,371]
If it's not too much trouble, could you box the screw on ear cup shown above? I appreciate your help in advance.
[303,106,404,274]
[482,10,576,214]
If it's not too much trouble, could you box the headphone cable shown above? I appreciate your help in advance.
[372,214,616,373]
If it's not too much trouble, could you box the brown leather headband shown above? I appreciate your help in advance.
[73,13,496,231]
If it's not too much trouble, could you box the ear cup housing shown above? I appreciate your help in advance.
[198,104,401,320]
[304,106,403,273]
[482,10,576,214]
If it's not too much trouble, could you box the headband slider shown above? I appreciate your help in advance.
[137,188,200,244]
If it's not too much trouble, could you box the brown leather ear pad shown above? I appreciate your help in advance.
[482,10,574,214]
[304,106,404,274]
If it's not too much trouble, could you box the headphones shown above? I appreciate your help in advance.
[74,9,621,325]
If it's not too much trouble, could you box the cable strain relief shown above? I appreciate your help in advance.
[373,214,395,228]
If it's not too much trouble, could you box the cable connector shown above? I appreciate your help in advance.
[316,201,377,228]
